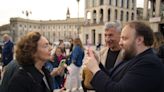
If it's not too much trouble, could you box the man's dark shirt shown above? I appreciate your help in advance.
[105,49,120,71]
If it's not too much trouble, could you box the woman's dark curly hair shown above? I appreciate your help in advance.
[15,31,41,65]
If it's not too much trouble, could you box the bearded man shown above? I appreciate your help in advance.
[85,21,164,92]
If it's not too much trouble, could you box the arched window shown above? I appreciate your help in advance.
[126,12,129,21]
[108,9,111,21]
[98,34,102,45]
[132,0,134,9]
[92,29,96,45]
[100,0,104,5]
[93,10,97,23]
[131,13,134,20]
[127,0,129,9]
[116,0,118,6]
[85,34,89,45]
[109,0,111,5]
[100,9,104,23]
[120,11,123,21]
[121,0,123,7]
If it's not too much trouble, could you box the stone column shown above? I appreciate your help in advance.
[118,0,121,7]
[91,11,94,24]
[155,0,161,17]
[111,9,115,21]
[96,0,100,6]
[134,0,137,20]
[103,7,108,23]
[96,9,100,24]
[124,0,127,9]
[118,10,120,21]
[129,0,132,10]
[143,0,148,19]
[149,1,154,17]
[85,11,87,19]
[85,0,87,9]
[104,0,108,5]
[85,11,87,23]
[112,0,115,6]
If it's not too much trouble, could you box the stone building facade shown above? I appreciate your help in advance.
[143,0,164,34]
[83,0,137,45]
[9,17,84,43]
[0,8,84,44]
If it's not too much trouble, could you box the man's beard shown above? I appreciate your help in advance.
[122,42,137,61]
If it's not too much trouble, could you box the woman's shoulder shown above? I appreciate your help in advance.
[8,68,33,90]
[10,67,33,83]
[76,45,84,50]
[8,67,40,92]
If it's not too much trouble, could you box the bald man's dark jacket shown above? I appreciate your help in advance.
[91,48,164,92]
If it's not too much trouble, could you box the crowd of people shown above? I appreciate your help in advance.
[0,21,164,92]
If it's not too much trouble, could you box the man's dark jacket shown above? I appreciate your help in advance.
[0,60,19,92]
[2,40,13,66]
[91,48,164,92]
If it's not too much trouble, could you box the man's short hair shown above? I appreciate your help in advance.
[104,20,122,32]
[127,21,154,46]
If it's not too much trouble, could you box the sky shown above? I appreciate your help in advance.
[0,0,144,26]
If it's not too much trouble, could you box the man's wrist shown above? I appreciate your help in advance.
[92,67,100,75]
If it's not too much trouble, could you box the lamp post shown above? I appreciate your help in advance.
[77,0,80,37]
